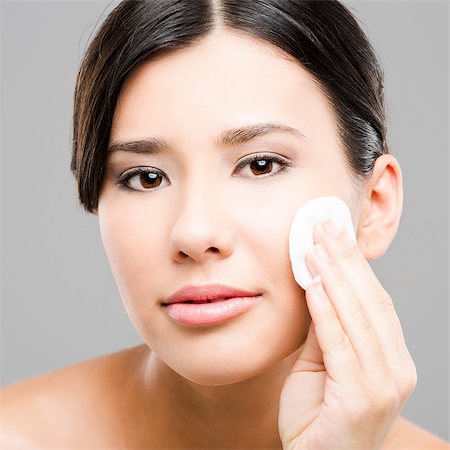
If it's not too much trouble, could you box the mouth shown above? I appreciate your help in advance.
[161,295,263,326]
[163,297,233,305]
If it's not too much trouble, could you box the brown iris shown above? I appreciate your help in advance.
[140,172,162,189]
[250,159,273,176]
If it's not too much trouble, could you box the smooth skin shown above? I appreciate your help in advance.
[1,28,449,449]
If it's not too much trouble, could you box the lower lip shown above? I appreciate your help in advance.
[162,296,263,326]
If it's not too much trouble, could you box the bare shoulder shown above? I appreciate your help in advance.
[0,344,147,449]
[383,415,450,450]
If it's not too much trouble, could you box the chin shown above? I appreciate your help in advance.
[157,336,305,387]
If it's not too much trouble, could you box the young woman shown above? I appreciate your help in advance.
[1,1,449,449]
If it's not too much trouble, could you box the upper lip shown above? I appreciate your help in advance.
[162,283,261,305]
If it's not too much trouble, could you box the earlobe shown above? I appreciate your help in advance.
[356,154,403,261]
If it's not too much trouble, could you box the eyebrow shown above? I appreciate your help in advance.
[107,122,306,155]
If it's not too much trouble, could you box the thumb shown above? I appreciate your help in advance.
[291,321,324,373]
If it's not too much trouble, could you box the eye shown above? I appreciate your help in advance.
[115,153,292,192]
[234,153,292,178]
[116,167,168,192]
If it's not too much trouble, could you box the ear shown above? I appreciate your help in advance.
[356,154,403,261]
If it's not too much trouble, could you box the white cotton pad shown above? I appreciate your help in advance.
[288,196,357,290]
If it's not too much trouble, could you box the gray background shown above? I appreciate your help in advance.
[1,0,448,442]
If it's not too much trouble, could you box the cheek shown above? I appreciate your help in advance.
[98,206,164,298]
[98,208,170,340]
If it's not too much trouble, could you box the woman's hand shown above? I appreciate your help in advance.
[278,219,417,450]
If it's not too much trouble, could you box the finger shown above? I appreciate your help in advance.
[306,243,389,380]
[313,219,413,369]
[305,276,362,384]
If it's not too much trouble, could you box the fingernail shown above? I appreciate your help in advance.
[308,275,326,299]
[314,242,332,263]
[321,219,341,238]
[307,275,321,291]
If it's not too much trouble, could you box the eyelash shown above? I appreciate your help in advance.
[115,153,293,192]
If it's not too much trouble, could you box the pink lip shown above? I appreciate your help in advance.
[162,295,263,327]
[161,284,263,326]
[162,283,261,305]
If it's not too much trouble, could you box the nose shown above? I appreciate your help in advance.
[169,177,234,264]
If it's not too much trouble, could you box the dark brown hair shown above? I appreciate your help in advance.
[71,0,388,214]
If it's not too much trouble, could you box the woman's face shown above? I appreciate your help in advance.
[98,30,361,385]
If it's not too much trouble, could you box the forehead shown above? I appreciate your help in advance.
[110,29,337,147]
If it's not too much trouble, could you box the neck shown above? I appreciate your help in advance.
[131,344,302,449]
